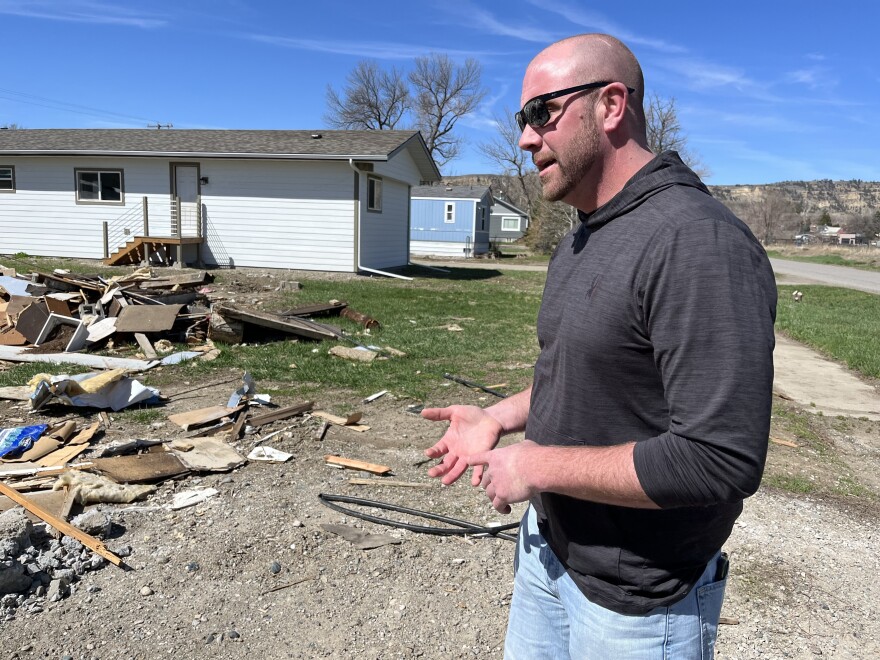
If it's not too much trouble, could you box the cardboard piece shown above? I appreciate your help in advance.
[115,303,184,333]
[0,327,27,345]
[89,451,189,483]
[44,296,74,317]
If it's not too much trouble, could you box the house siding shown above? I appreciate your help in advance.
[411,198,476,240]
[359,177,409,269]
[373,149,422,186]
[410,240,473,258]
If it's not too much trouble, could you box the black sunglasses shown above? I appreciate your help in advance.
[515,81,636,131]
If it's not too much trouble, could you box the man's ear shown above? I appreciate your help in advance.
[599,83,630,133]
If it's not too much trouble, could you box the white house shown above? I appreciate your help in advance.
[0,129,440,273]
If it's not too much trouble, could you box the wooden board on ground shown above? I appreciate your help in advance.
[324,455,390,475]
[348,478,432,488]
[247,401,314,428]
[212,303,338,342]
[169,436,246,471]
[34,443,92,468]
[89,451,189,483]
[0,385,31,400]
[312,410,370,432]
[168,404,244,431]
[115,304,184,333]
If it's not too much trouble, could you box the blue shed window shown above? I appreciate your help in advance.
[444,202,455,223]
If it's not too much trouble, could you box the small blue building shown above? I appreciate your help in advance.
[410,185,492,258]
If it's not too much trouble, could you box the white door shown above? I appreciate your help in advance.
[172,164,200,236]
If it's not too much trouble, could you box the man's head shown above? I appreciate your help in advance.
[518,34,651,211]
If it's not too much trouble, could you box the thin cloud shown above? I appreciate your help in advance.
[785,66,837,91]
[247,34,493,61]
[455,3,558,43]
[700,138,823,181]
[0,0,165,28]
[524,0,688,54]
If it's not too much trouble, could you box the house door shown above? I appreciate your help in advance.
[171,164,200,236]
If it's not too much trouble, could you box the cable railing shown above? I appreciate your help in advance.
[103,196,147,259]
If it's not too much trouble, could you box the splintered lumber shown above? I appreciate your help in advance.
[0,481,124,567]
[770,436,800,448]
[312,410,370,432]
[247,401,314,428]
[134,333,159,359]
[168,404,244,431]
[282,301,347,318]
[324,455,391,475]
[137,271,212,289]
[212,304,338,342]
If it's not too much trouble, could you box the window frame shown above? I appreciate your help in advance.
[444,202,455,224]
[367,175,382,213]
[0,165,14,192]
[501,215,522,232]
[74,168,125,205]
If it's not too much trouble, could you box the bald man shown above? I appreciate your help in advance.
[422,34,776,658]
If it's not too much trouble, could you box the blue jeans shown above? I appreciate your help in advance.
[504,506,727,659]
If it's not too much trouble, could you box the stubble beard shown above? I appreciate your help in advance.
[539,117,601,203]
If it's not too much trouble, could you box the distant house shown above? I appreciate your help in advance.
[488,197,529,244]
[0,129,440,273]
[410,185,492,258]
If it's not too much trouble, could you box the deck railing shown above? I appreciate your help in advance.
[103,196,148,259]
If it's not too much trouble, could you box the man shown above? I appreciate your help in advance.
[422,34,776,658]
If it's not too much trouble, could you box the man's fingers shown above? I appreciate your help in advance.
[441,458,468,485]
[470,464,484,487]
[424,440,448,458]
[466,451,490,467]
[420,407,452,422]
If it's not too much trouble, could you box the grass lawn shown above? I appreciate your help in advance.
[776,284,880,379]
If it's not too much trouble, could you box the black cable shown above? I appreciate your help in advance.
[318,493,519,542]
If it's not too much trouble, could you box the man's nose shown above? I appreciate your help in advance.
[518,123,541,152]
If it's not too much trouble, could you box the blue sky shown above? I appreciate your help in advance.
[0,0,876,184]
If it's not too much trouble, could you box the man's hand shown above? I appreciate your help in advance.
[422,405,504,486]
[467,440,539,514]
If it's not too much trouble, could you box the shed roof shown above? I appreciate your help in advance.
[491,197,529,217]
[411,184,492,200]
[0,128,440,182]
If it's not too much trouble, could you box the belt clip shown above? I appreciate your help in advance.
[715,552,730,581]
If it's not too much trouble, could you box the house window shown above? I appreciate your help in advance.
[444,202,455,223]
[501,216,521,232]
[75,169,123,203]
[0,166,14,192]
[367,175,382,212]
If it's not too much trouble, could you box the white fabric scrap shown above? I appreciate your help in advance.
[169,488,219,511]
[247,446,293,463]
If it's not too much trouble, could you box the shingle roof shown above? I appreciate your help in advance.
[0,128,440,181]
[411,184,492,199]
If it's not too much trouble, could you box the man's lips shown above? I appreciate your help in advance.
[535,158,556,174]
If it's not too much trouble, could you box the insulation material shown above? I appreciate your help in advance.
[53,470,156,505]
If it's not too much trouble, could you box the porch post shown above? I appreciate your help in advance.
[142,196,149,236]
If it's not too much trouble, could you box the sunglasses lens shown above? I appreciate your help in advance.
[515,111,526,132]
[524,99,548,129]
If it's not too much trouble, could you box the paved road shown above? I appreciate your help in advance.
[770,258,880,294]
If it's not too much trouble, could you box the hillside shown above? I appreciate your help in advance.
[444,174,880,217]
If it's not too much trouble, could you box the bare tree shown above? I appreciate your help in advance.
[739,191,796,244]
[524,198,576,254]
[478,110,536,211]
[1,123,23,129]
[645,93,710,178]
[410,54,486,168]
[325,61,409,130]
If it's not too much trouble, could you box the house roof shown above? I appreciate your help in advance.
[491,197,529,217]
[0,128,440,182]
[411,184,492,200]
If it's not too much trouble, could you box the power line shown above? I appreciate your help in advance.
[0,86,158,125]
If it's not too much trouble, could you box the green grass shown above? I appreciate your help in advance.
[1,253,130,277]
[764,474,818,495]
[767,250,880,273]
[776,285,880,379]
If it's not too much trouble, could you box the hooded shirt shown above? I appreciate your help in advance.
[526,151,777,615]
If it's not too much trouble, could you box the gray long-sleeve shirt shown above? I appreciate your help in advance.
[526,152,777,615]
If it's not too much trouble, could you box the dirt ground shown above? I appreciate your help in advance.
[1,264,879,659]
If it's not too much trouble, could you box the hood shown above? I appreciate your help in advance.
[578,151,710,229]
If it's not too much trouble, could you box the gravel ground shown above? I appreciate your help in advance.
[1,386,877,660]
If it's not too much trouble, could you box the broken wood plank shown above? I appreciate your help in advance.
[0,385,31,401]
[324,455,391,475]
[281,301,347,318]
[212,303,338,342]
[0,481,124,567]
[312,410,370,432]
[136,271,212,289]
[247,401,314,429]
[228,408,248,442]
[770,436,800,448]
[134,333,158,359]
[168,404,244,431]
[348,478,433,488]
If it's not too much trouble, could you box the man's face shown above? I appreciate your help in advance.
[518,61,602,206]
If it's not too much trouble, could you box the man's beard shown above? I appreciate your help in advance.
[540,117,601,203]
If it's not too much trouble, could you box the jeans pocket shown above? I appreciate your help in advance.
[696,579,727,660]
